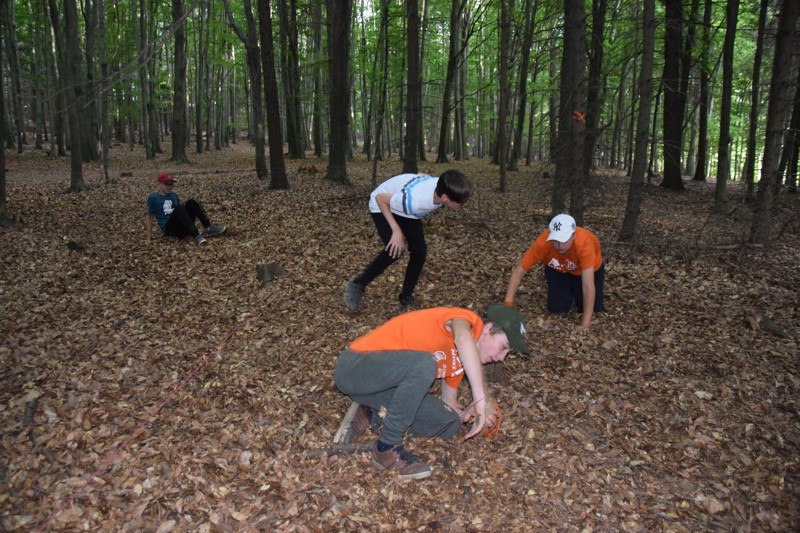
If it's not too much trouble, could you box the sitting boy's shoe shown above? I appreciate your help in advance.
[399,295,420,312]
[372,441,432,480]
[195,235,208,245]
[333,401,372,444]
[344,281,365,310]
[205,224,227,237]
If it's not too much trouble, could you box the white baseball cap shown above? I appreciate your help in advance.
[546,214,576,243]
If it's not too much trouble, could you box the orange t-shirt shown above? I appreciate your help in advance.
[520,227,602,276]
[348,307,483,389]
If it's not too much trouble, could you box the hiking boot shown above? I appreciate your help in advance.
[195,235,208,245]
[344,281,365,310]
[205,224,227,237]
[398,295,420,312]
[372,441,432,480]
[333,401,372,444]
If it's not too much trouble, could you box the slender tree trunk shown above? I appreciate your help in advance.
[325,0,351,184]
[779,69,800,192]
[61,0,85,190]
[97,0,110,182]
[583,0,607,178]
[312,0,324,157]
[0,7,12,227]
[497,0,511,192]
[195,0,206,153]
[660,0,685,190]
[751,0,799,243]
[547,28,558,162]
[403,0,421,174]
[134,0,153,159]
[435,0,466,164]
[223,0,267,179]
[714,0,738,213]
[3,1,25,152]
[619,0,655,242]
[254,3,285,188]
[171,0,190,163]
[554,0,587,221]
[510,0,537,172]
[743,0,768,197]
[371,0,391,186]
[693,0,712,182]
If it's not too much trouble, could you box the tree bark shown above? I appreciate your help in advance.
[171,0,190,163]
[619,0,655,242]
[751,0,799,243]
[3,1,25,153]
[62,0,86,191]
[692,0,712,182]
[660,0,685,190]
[402,0,420,174]
[496,0,511,192]
[743,0,768,197]
[554,0,586,221]
[325,0,351,184]
[223,0,268,179]
[435,0,466,164]
[257,0,289,189]
[582,0,606,178]
[714,0,738,213]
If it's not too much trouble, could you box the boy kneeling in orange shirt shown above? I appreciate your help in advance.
[334,305,529,480]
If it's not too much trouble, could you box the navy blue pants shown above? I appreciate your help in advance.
[544,264,605,313]
[165,198,210,239]
[354,213,427,301]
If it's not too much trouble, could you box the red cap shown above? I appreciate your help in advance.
[157,172,176,183]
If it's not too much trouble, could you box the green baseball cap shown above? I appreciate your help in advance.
[484,304,530,357]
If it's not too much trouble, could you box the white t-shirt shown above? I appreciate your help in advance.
[368,174,441,219]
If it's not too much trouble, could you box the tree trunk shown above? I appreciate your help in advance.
[134,0,153,159]
[371,0,391,186]
[223,0,268,179]
[257,0,289,189]
[171,0,190,163]
[743,0,768,197]
[435,0,466,164]
[510,0,537,172]
[553,0,586,221]
[195,0,206,154]
[582,0,607,178]
[780,69,800,193]
[660,0,685,190]
[325,0,351,184]
[3,0,25,152]
[97,0,111,183]
[278,0,304,159]
[311,0,324,157]
[714,0,738,213]
[692,0,712,182]
[619,0,655,242]
[62,0,85,191]
[0,7,12,227]
[751,0,799,243]
[497,0,511,192]
[402,0,420,174]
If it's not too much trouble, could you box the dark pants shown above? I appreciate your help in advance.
[164,198,210,239]
[334,349,461,445]
[354,212,427,301]
[545,263,605,313]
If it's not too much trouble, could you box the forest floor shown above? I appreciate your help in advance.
[1,141,799,532]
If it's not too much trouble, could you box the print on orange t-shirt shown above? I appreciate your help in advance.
[348,308,483,389]
[519,227,602,276]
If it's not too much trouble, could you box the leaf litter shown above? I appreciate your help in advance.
[1,143,798,531]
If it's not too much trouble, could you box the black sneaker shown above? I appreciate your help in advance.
[344,281,365,310]
[372,441,432,480]
[205,224,227,237]
[398,295,420,312]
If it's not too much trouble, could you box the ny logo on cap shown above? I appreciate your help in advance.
[553,222,562,231]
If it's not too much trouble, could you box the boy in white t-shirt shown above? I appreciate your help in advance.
[344,170,472,311]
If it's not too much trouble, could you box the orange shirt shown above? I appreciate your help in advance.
[348,307,483,389]
[520,227,602,276]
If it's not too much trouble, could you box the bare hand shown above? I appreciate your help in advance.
[463,399,487,440]
[385,232,406,259]
[575,323,591,333]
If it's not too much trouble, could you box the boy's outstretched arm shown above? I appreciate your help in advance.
[450,318,488,440]
[375,193,405,258]
[504,265,527,305]
[577,268,596,331]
